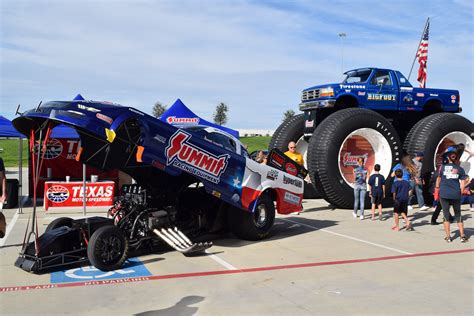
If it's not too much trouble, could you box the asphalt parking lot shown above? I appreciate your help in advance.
[1,199,473,315]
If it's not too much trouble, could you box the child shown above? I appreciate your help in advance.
[368,164,385,220]
[391,169,413,231]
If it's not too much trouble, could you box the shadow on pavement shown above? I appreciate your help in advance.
[134,295,204,316]
[212,217,338,248]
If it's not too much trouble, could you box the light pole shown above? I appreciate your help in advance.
[338,32,347,73]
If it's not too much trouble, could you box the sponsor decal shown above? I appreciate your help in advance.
[67,110,85,116]
[152,160,166,170]
[96,113,113,124]
[212,190,221,198]
[451,100,456,104]
[153,134,167,144]
[34,139,63,160]
[451,95,456,100]
[342,152,369,167]
[345,89,351,93]
[78,104,100,113]
[65,140,80,160]
[165,130,229,184]
[166,116,200,125]
[340,84,365,89]
[270,152,285,169]
[367,93,396,101]
[416,93,425,97]
[46,185,70,203]
[403,94,413,103]
[284,191,300,205]
[414,101,418,105]
[305,120,314,128]
[430,94,438,97]
[284,162,298,176]
[358,91,366,96]
[266,170,279,181]
[400,87,413,91]
[283,175,302,188]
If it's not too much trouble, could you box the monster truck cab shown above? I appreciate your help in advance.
[300,67,460,137]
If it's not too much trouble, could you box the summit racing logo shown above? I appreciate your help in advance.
[342,153,368,167]
[166,116,200,125]
[166,130,229,183]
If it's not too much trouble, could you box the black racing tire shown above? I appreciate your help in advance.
[87,225,129,271]
[227,195,275,241]
[404,113,473,198]
[45,217,74,232]
[307,108,402,209]
[269,114,322,199]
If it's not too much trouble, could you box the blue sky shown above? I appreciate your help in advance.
[1,0,472,129]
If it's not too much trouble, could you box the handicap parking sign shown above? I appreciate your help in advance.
[50,257,152,283]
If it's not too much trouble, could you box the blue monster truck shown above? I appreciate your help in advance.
[270,67,473,208]
[13,100,304,272]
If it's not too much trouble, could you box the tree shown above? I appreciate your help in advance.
[283,109,295,121]
[152,101,167,118]
[213,102,228,125]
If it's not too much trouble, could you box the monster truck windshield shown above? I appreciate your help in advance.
[343,69,372,84]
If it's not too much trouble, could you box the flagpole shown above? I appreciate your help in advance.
[408,17,430,81]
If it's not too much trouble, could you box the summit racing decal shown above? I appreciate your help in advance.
[166,130,229,184]
[166,116,200,125]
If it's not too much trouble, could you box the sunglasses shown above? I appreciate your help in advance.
[289,146,296,149]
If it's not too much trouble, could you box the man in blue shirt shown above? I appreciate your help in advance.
[435,148,468,242]
[391,169,413,231]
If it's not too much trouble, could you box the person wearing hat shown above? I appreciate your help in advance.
[412,152,430,211]
[435,148,469,242]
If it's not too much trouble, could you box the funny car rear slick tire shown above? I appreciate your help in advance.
[45,217,74,232]
[227,195,275,241]
[307,108,402,209]
[87,225,129,271]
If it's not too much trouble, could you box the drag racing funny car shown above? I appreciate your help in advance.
[13,99,305,272]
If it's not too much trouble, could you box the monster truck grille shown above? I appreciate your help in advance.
[301,89,320,101]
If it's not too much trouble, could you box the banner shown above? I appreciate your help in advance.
[44,181,115,210]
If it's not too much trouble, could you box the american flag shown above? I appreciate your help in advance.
[416,20,430,88]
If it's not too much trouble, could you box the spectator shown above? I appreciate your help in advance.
[412,152,430,211]
[435,148,469,243]
[284,141,304,166]
[368,164,385,221]
[352,157,367,220]
[460,177,474,211]
[0,157,6,238]
[391,169,413,231]
[391,154,417,211]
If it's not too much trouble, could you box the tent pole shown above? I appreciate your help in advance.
[83,164,86,216]
[18,137,23,214]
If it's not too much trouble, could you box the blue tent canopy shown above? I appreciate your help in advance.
[159,99,239,138]
[0,116,24,138]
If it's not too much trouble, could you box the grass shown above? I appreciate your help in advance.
[0,136,271,167]
[240,136,271,153]
[0,138,29,167]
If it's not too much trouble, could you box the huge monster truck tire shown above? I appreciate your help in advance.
[404,113,474,179]
[45,217,73,232]
[269,114,322,199]
[307,108,402,209]
[87,225,129,271]
[227,194,275,241]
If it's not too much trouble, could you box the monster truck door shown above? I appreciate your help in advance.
[365,69,398,110]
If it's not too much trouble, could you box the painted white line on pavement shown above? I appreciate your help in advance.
[280,218,413,255]
[205,250,238,270]
[0,210,20,248]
